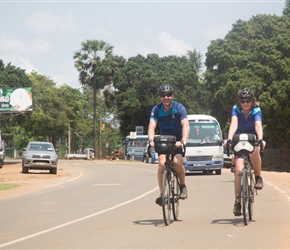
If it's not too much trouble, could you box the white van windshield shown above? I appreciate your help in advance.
[188,122,222,145]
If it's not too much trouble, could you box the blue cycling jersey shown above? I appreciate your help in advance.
[150,101,187,141]
[232,105,262,135]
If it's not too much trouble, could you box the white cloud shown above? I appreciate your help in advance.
[157,32,193,56]
[0,35,50,55]
[1,55,38,74]
[203,24,232,41]
[50,60,81,89]
[25,11,76,34]
[115,32,193,59]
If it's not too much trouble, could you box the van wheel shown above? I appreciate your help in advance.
[216,169,222,175]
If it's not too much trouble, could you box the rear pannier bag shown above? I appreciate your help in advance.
[154,135,176,154]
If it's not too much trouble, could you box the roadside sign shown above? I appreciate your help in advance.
[135,126,144,135]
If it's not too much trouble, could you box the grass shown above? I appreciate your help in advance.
[0,183,19,191]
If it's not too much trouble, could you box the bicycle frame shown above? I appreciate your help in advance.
[149,135,184,226]
[162,153,180,226]
[228,133,262,226]
[240,154,256,225]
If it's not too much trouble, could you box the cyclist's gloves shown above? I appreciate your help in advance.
[258,139,264,156]
[227,139,233,145]
[226,139,232,157]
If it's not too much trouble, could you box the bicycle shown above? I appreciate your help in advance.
[148,135,184,226]
[227,133,263,225]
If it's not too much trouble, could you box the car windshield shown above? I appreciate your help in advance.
[187,122,222,145]
[28,143,54,151]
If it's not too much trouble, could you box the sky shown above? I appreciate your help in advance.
[0,0,286,89]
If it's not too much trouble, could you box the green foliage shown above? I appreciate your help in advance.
[113,52,208,137]
[0,60,32,88]
[73,40,123,157]
[283,0,290,17]
[204,13,290,155]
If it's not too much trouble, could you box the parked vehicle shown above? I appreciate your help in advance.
[65,148,94,160]
[22,141,58,174]
[124,134,158,163]
[183,114,224,175]
[143,147,158,164]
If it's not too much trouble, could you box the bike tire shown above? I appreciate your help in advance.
[172,174,180,221]
[248,168,255,221]
[242,168,249,225]
[162,170,172,226]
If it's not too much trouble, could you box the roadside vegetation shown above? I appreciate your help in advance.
[0,183,19,191]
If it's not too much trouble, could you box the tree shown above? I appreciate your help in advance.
[73,40,115,158]
[283,0,290,17]
[0,60,33,150]
[113,52,206,137]
[0,60,32,88]
[204,13,290,170]
[26,72,81,147]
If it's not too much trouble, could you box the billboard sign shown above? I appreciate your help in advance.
[0,88,33,112]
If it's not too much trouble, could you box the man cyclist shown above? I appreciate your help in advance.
[148,84,190,206]
[227,88,265,216]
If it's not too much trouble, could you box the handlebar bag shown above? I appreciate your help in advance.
[154,135,176,154]
[232,134,256,154]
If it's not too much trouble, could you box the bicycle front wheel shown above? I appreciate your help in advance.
[248,169,255,221]
[241,168,249,225]
[172,174,180,221]
[162,170,172,226]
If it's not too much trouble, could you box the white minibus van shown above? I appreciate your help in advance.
[183,114,224,175]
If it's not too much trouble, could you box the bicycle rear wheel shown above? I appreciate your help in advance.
[172,174,180,221]
[162,170,172,226]
[241,168,249,225]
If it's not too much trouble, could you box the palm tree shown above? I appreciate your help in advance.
[73,40,114,158]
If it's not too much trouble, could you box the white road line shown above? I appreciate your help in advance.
[38,170,83,189]
[266,181,290,202]
[0,186,159,249]
[93,184,121,186]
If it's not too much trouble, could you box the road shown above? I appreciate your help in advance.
[0,160,290,249]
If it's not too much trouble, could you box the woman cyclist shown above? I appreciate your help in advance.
[227,88,265,216]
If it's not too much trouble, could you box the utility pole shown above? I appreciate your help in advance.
[99,112,102,158]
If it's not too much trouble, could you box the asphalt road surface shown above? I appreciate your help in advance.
[1,160,290,249]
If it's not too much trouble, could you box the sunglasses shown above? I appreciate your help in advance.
[160,92,173,98]
[240,99,251,104]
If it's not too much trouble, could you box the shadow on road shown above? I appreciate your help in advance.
[211,218,254,227]
[133,219,182,227]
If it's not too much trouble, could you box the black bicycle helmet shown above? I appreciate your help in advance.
[237,88,254,100]
[157,84,174,95]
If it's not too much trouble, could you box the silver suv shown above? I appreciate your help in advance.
[22,142,58,174]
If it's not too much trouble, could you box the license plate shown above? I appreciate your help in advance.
[194,164,205,167]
